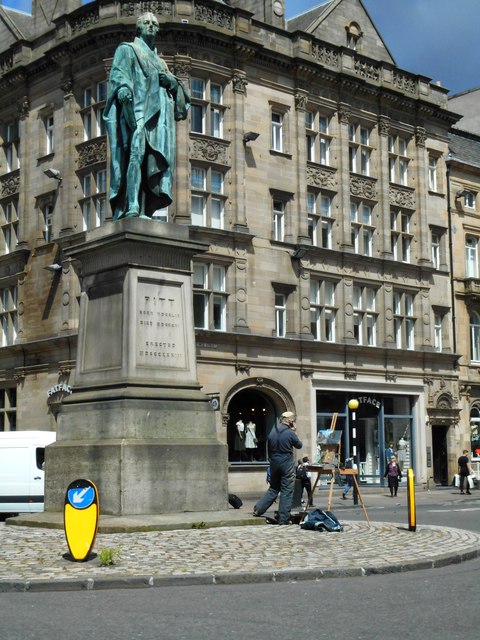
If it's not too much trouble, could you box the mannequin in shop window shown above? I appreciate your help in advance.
[397,436,407,470]
[245,420,257,460]
[235,419,246,460]
[385,442,396,464]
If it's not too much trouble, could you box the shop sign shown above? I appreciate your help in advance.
[356,396,381,409]
[47,383,73,399]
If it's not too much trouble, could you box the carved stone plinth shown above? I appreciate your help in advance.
[45,218,228,515]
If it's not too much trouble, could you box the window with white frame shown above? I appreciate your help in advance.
[81,80,107,141]
[80,169,107,230]
[44,114,55,155]
[391,209,413,262]
[0,387,16,431]
[431,231,440,269]
[190,165,226,229]
[351,201,374,256]
[307,192,333,249]
[273,199,285,242]
[1,200,18,254]
[190,78,225,138]
[271,111,283,152]
[471,312,480,362]
[353,285,377,346]
[428,155,438,191]
[43,204,54,243]
[192,263,228,331]
[275,292,286,337]
[393,290,415,350]
[4,121,19,173]
[434,313,443,352]
[305,111,332,165]
[0,285,17,347]
[464,192,476,209]
[310,279,336,342]
[466,236,479,278]
[388,134,410,186]
[348,123,371,176]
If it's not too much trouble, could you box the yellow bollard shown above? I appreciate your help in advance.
[407,468,416,532]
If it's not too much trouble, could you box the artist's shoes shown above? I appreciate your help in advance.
[252,508,261,517]
[460,491,465,494]
[342,494,346,500]
[466,491,472,495]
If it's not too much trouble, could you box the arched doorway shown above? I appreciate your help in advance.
[224,379,295,465]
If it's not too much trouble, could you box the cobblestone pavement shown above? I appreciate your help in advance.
[2,518,480,592]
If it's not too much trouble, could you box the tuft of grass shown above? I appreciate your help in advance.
[98,545,121,566]
[191,521,207,529]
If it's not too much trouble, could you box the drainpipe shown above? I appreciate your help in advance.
[446,160,458,360]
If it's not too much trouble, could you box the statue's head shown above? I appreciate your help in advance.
[136,12,159,38]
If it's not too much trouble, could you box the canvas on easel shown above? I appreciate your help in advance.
[316,429,342,466]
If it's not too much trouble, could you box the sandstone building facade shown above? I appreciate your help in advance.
[0,0,468,493]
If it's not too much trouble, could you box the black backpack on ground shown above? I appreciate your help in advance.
[228,493,243,509]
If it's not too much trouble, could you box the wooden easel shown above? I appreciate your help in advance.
[303,412,370,525]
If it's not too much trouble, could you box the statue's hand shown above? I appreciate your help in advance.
[159,73,178,91]
[118,87,133,104]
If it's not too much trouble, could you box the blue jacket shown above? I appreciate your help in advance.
[268,423,302,460]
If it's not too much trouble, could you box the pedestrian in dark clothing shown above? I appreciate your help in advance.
[297,456,313,506]
[253,411,303,524]
[384,455,402,497]
[458,449,473,495]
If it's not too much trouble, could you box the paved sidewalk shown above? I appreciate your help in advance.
[2,488,480,592]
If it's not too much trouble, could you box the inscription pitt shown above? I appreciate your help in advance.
[136,280,187,369]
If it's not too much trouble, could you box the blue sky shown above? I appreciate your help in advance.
[1,0,478,95]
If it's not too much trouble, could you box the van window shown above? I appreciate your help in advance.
[36,447,45,471]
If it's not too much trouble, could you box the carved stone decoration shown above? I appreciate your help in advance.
[69,7,99,34]
[354,58,380,81]
[307,165,336,189]
[338,104,351,125]
[389,185,415,209]
[344,369,357,380]
[459,385,471,400]
[415,127,427,148]
[235,361,251,375]
[195,3,234,30]
[190,138,229,164]
[120,2,172,17]
[378,115,390,137]
[17,96,30,120]
[393,72,416,95]
[61,78,74,100]
[13,368,26,384]
[350,175,377,200]
[0,51,13,75]
[173,57,192,79]
[77,139,108,169]
[232,70,248,95]
[312,43,339,68]
[294,91,308,112]
[0,171,20,198]
[385,373,397,383]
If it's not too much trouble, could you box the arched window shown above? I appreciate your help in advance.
[345,22,362,50]
[470,312,480,361]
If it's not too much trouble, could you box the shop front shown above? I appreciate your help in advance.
[315,391,416,484]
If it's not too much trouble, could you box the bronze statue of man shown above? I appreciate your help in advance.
[104,12,190,220]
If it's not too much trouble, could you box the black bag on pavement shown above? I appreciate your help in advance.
[228,493,243,509]
[300,508,343,532]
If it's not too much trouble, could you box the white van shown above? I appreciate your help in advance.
[0,431,56,514]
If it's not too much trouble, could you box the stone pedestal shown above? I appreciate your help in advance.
[45,218,228,515]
